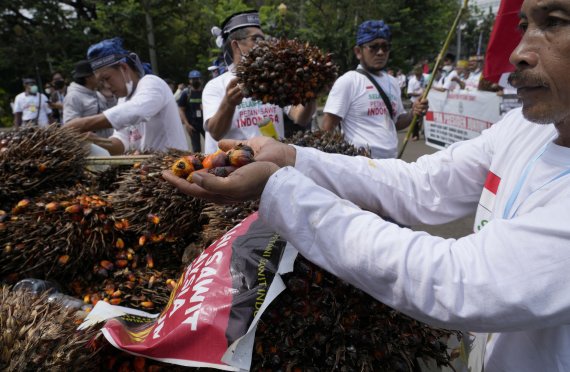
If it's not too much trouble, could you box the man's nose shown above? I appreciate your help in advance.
[509,29,539,69]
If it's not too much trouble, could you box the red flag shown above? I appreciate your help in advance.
[483,0,524,83]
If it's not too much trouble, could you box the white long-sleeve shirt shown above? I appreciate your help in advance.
[258,108,570,371]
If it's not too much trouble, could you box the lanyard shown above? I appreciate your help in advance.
[502,138,570,219]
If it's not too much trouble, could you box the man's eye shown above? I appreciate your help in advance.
[516,21,528,34]
[545,16,569,29]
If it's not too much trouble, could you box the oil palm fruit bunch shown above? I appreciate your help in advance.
[69,265,179,311]
[0,126,89,210]
[111,150,206,246]
[199,200,259,247]
[170,144,255,183]
[251,255,458,371]
[0,285,101,371]
[0,189,120,282]
[236,38,339,107]
[285,129,371,157]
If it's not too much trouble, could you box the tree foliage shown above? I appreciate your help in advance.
[1,0,493,125]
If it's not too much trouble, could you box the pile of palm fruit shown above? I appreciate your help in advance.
[236,38,339,107]
[0,125,459,371]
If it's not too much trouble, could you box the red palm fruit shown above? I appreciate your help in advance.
[208,166,237,177]
[45,202,59,212]
[141,301,154,309]
[115,259,128,268]
[171,157,194,177]
[183,155,203,170]
[64,204,82,214]
[110,298,122,305]
[147,214,160,225]
[58,255,70,266]
[146,254,154,269]
[100,260,114,271]
[115,238,125,249]
[202,149,228,169]
[227,144,255,167]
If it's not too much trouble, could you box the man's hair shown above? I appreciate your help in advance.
[222,27,250,64]
[75,76,87,86]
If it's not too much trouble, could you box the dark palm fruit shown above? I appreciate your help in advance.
[183,155,203,171]
[208,166,237,178]
[226,144,255,167]
[201,149,229,169]
[236,38,339,107]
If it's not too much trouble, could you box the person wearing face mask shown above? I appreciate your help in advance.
[13,78,53,128]
[177,70,205,152]
[433,53,463,92]
[65,37,189,155]
[202,10,317,154]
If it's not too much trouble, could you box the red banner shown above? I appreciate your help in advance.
[483,0,524,83]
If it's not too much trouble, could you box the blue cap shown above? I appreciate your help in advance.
[188,70,201,79]
[356,20,391,45]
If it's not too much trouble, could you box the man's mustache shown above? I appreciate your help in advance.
[508,71,549,88]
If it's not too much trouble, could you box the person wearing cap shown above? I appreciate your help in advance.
[322,20,428,159]
[13,78,52,128]
[178,70,205,152]
[433,53,464,92]
[202,10,317,154]
[65,37,188,154]
[63,60,113,138]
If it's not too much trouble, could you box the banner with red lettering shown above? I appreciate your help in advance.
[80,212,295,370]
[423,90,519,150]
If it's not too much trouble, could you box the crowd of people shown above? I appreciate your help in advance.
[8,1,570,370]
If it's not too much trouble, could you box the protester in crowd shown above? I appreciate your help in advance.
[202,10,316,154]
[163,1,570,370]
[65,37,188,154]
[173,82,186,102]
[321,20,428,159]
[465,55,484,91]
[49,71,66,124]
[63,60,113,138]
[433,53,463,92]
[13,78,52,128]
[407,65,425,141]
[178,70,205,152]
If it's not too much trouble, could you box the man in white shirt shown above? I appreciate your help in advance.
[202,10,316,154]
[322,20,428,159]
[407,65,425,141]
[13,78,52,128]
[65,37,188,154]
[465,55,484,91]
[163,0,570,370]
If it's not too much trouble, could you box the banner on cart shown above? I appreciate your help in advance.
[424,91,518,150]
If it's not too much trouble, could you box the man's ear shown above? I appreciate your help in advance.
[354,45,362,60]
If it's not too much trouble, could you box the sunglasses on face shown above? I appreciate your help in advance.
[362,42,391,53]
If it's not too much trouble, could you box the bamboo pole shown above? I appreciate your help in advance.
[84,155,154,166]
[397,0,470,159]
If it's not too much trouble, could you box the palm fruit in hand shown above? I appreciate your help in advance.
[236,38,339,107]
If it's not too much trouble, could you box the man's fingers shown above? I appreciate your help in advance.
[218,139,243,152]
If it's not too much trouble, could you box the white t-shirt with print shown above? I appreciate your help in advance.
[13,92,52,126]
[202,68,286,154]
[465,70,482,91]
[324,66,405,159]
[103,74,189,153]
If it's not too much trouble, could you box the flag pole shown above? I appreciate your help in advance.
[397,0,469,159]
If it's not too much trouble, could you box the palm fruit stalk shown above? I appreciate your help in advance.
[110,150,206,246]
[0,126,89,210]
[0,189,120,282]
[236,38,339,107]
[0,285,102,371]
